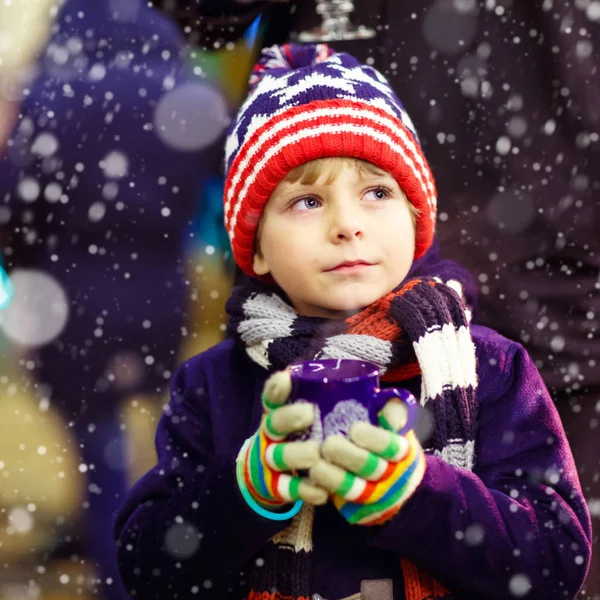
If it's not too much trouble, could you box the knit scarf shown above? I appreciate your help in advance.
[226,258,478,600]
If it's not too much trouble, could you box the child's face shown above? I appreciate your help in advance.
[253,161,416,319]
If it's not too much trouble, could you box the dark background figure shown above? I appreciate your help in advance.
[0,0,225,597]
[160,1,600,596]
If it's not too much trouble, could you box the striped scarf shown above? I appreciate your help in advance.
[226,261,478,600]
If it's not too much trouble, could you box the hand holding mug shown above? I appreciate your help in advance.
[236,371,329,513]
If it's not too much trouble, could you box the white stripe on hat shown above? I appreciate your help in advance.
[227,55,410,166]
[227,121,435,243]
[225,103,435,226]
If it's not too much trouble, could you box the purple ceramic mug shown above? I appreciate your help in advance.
[288,358,417,442]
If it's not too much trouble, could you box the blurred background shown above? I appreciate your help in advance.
[0,0,599,599]
[0,1,257,598]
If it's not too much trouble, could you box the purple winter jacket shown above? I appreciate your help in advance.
[114,325,591,600]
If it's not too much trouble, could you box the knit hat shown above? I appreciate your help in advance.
[223,43,438,278]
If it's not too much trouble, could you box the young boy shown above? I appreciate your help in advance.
[114,44,592,600]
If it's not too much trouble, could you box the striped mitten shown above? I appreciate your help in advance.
[309,398,426,526]
[236,370,328,510]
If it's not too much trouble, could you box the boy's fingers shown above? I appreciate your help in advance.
[349,422,409,462]
[265,440,320,471]
[265,402,314,437]
[321,435,388,481]
[298,478,329,505]
[277,473,328,505]
[309,459,368,501]
[378,399,409,432]
[262,370,292,411]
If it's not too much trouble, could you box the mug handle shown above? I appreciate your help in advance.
[371,388,418,436]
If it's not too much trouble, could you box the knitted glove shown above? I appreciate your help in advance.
[237,371,328,511]
[309,399,426,526]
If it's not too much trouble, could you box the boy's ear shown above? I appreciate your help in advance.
[253,252,270,276]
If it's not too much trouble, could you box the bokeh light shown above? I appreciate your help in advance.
[486,190,536,235]
[0,269,69,347]
[423,0,479,55]
[153,82,230,152]
[164,521,202,559]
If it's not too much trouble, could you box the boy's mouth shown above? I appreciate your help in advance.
[325,260,375,273]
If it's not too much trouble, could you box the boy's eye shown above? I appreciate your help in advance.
[289,186,392,211]
[364,186,392,201]
[291,196,321,211]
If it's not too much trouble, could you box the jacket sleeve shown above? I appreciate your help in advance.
[113,358,290,599]
[366,344,592,599]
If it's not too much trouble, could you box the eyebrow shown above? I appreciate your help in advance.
[284,173,393,188]
[359,171,393,180]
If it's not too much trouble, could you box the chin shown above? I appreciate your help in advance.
[324,291,382,314]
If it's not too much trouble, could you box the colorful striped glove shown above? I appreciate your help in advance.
[309,399,426,526]
[237,371,328,511]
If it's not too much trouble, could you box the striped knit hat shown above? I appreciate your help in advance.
[223,43,437,278]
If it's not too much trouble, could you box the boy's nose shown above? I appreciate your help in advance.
[336,227,363,241]
[330,210,364,242]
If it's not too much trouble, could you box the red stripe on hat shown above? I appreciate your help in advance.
[225,99,432,225]
[224,99,436,277]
